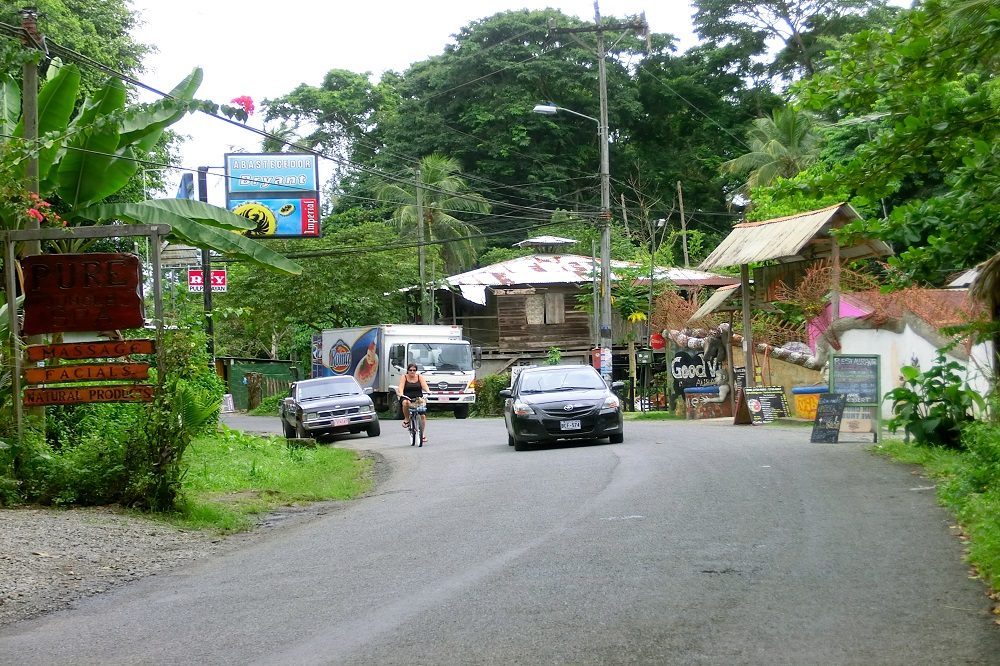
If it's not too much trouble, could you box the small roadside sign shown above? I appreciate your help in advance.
[188,268,227,292]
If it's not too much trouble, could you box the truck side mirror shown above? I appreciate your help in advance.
[473,346,482,369]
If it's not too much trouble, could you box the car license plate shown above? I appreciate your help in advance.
[333,417,349,427]
[560,419,581,431]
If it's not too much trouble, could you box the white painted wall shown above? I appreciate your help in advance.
[839,325,993,419]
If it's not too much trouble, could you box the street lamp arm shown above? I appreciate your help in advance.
[532,103,598,125]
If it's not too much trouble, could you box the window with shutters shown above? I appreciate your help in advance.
[544,293,564,324]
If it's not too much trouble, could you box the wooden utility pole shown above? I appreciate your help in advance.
[677,181,689,268]
[415,167,429,324]
[20,8,42,255]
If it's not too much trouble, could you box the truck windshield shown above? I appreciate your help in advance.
[408,342,472,371]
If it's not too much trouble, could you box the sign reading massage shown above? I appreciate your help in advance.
[224,152,321,238]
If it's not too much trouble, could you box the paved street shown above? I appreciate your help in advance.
[2,416,998,665]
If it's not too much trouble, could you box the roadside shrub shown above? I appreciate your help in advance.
[884,352,985,448]
[250,392,283,416]
[473,372,511,417]
[956,422,1000,493]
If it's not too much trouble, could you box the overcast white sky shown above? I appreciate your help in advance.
[130,0,699,203]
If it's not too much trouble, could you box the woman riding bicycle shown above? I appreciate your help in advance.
[398,363,430,443]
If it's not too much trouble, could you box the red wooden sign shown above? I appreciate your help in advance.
[24,363,150,385]
[21,253,144,335]
[26,339,155,362]
[23,385,156,406]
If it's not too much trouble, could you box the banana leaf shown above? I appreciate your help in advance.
[0,74,20,138]
[77,201,302,275]
[57,78,139,208]
[139,198,254,230]
[13,64,80,189]
[119,68,203,152]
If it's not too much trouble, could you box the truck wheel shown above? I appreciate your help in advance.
[282,421,295,439]
[366,420,381,437]
[295,422,307,439]
[454,404,470,419]
[392,399,405,420]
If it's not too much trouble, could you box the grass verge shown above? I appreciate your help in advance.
[875,435,1000,598]
[625,411,684,421]
[167,426,373,532]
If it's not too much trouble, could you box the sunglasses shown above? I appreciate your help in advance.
[407,367,418,372]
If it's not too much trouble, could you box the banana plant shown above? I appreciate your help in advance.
[1,65,301,275]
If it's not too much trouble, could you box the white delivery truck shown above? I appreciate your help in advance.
[312,324,480,418]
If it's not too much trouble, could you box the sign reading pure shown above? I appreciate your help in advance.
[21,253,144,335]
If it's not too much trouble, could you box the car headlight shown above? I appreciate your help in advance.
[359,404,373,414]
[304,412,318,422]
[602,394,621,410]
[512,399,535,416]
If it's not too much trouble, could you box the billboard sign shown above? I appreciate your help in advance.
[224,153,321,238]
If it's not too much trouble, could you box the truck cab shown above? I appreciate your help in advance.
[388,340,477,418]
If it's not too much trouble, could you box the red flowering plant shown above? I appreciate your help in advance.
[0,183,67,231]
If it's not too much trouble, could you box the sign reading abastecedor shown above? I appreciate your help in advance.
[224,153,320,238]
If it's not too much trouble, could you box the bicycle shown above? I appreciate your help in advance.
[406,401,427,447]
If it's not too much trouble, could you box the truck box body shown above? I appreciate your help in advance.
[312,324,476,418]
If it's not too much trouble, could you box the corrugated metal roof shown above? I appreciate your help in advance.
[444,254,736,305]
[698,203,891,270]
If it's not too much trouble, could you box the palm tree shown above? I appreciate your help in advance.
[721,107,822,195]
[377,154,490,274]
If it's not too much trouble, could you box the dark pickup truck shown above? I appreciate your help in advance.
[280,375,381,439]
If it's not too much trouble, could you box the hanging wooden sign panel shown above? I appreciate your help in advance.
[23,385,156,406]
[26,339,155,362]
[23,363,150,385]
[21,253,144,335]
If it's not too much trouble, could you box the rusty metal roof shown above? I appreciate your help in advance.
[445,254,736,305]
[698,203,892,270]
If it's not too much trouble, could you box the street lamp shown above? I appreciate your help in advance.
[532,101,613,382]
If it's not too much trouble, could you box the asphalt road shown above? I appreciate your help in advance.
[2,415,999,665]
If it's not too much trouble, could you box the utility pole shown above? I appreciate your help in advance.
[549,2,648,383]
[415,166,429,324]
[677,181,689,268]
[20,8,42,256]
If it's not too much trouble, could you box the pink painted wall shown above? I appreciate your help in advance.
[806,297,870,351]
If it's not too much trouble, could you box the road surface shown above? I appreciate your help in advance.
[2,416,997,664]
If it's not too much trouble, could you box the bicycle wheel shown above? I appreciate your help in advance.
[413,416,423,447]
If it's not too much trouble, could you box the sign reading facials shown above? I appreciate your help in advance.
[21,253,144,335]
[224,153,321,238]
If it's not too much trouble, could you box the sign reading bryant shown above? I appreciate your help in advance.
[224,153,321,238]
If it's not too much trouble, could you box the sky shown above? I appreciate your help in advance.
[130,0,701,204]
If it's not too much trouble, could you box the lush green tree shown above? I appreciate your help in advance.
[721,106,822,194]
[377,154,490,273]
[0,0,149,94]
[762,0,1000,284]
[691,0,899,80]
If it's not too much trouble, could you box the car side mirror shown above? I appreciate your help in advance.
[363,387,374,395]
[611,381,625,391]
[499,389,512,399]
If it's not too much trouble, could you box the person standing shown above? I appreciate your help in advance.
[398,363,430,444]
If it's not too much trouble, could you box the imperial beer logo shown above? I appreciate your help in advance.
[329,340,352,374]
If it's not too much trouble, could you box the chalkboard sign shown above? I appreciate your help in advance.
[811,393,847,443]
[744,386,789,424]
[830,355,880,405]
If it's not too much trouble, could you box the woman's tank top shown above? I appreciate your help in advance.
[403,377,423,399]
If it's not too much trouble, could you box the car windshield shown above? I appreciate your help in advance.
[298,377,361,400]
[519,368,605,393]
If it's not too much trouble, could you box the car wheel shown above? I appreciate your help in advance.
[608,432,624,444]
[507,432,515,447]
[366,420,381,437]
[454,404,470,419]
[513,440,529,452]
[282,421,295,439]
[295,422,307,439]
